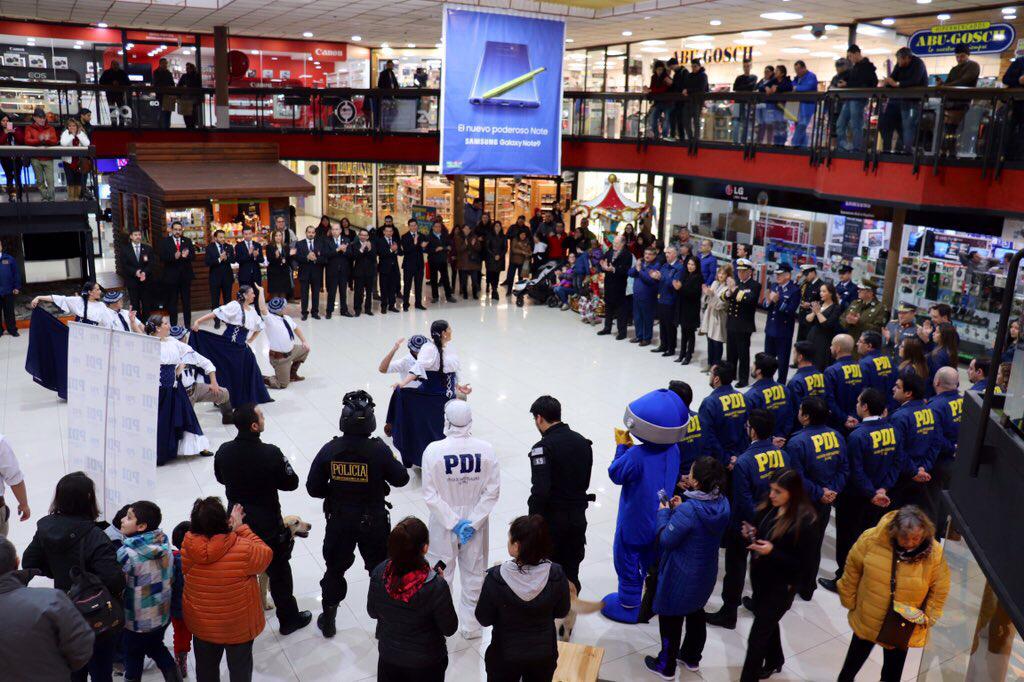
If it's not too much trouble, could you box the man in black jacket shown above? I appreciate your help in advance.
[233,226,263,289]
[306,390,409,637]
[122,227,155,318]
[400,218,428,311]
[527,395,593,592]
[153,58,175,129]
[324,223,352,319]
[597,235,633,339]
[836,45,879,152]
[724,258,761,388]
[214,404,311,636]
[204,229,233,325]
[732,60,758,143]
[375,224,401,314]
[426,221,454,303]
[293,225,324,320]
[666,58,689,140]
[158,220,194,326]
[1004,56,1024,157]
[98,60,130,124]
[683,59,710,143]
[880,47,929,153]
[351,229,377,316]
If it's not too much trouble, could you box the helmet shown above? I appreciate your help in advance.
[340,390,376,435]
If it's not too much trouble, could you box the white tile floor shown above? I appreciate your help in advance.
[0,296,926,681]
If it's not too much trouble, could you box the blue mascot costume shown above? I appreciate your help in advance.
[602,388,688,623]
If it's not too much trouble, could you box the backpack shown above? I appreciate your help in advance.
[66,534,123,635]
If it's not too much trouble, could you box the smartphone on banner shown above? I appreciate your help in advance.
[469,41,541,108]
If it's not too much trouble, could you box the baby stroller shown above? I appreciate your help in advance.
[513,261,559,308]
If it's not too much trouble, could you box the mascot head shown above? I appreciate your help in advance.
[623,389,688,445]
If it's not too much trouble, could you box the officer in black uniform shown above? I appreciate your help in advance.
[305,390,409,637]
[527,395,594,593]
[723,258,762,388]
[214,404,312,635]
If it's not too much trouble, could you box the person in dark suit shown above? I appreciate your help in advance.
[234,226,264,289]
[158,220,195,326]
[352,229,377,316]
[723,258,762,388]
[324,223,352,319]
[204,229,234,327]
[597,235,634,339]
[293,225,325,321]
[400,218,428,311]
[375,224,401,314]
[426,221,454,303]
[122,227,155,318]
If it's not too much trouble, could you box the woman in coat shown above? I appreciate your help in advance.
[367,517,458,682]
[483,221,508,301]
[453,224,483,299]
[475,514,570,682]
[805,281,842,370]
[645,457,730,677]
[175,63,202,129]
[265,229,293,299]
[837,506,951,682]
[60,117,90,200]
[507,229,532,294]
[675,256,704,365]
[22,472,127,682]
[926,326,959,396]
[1,112,23,201]
[701,264,731,371]
[739,468,817,682]
[181,497,272,682]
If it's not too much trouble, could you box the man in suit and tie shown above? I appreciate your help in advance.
[122,227,154,318]
[234,226,264,289]
[293,225,324,321]
[426,220,455,303]
[324,223,352,319]
[375,223,401,314]
[400,218,428,311]
[204,229,234,329]
[352,228,377,316]
[158,220,195,326]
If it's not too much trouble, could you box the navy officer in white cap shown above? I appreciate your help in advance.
[722,258,761,388]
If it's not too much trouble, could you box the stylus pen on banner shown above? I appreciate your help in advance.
[481,66,546,100]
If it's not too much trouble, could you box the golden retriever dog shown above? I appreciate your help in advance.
[555,583,604,642]
[259,515,312,611]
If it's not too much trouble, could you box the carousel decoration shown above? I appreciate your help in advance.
[570,173,652,224]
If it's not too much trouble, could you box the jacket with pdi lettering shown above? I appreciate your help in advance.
[928,389,963,461]
[677,413,704,475]
[731,439,789,526]
[697,386,749,466]
[824,356,863,429]
[785,365,824,431]
[785,425,848,502]
[847,417,904,497]
[859,350,897,409]
[890,399,939,474]
[745,378,793,437]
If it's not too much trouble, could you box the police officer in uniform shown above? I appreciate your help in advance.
[762,263,800,383]
[305,390,410,637]
[527,395,594,593]
[841,277,887,350]
[883,303,920,359]
[795,263,822,345]
[835,264,858,311]
[723,258,761,388]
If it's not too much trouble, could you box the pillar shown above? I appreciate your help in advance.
[453,176,465,227]
[643,175,656,235]
[881,207,905,313]
[214,26,229,129]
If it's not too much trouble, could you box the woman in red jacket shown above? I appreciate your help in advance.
[646,61,673,139]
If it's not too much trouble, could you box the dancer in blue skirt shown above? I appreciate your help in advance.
[31,280,109,325]
[146,313,211,465]
[190,284,271,407]
[27,281,107,399]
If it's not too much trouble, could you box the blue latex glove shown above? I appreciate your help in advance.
[453,519,475,544]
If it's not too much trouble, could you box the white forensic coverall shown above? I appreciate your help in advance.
[422,400,500,636]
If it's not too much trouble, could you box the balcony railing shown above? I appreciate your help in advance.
[4,79,1023,176]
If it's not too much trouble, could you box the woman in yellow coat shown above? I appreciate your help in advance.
[837,506,951,681]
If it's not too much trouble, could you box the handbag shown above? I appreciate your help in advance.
[66,535,123,635]
[875,552,922,650]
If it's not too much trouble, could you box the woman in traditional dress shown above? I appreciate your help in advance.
[27,281,108,398]
[31,280,109,325]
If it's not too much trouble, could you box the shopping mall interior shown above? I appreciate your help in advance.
[0,0,1023,680]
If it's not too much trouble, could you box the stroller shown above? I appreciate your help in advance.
[513,261,560,308]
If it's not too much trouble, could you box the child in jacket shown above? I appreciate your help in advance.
[117,501,180,682]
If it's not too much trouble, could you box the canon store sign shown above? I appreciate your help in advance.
[314,48,345,57]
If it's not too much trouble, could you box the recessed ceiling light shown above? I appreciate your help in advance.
[792,33,817,41]
[381,42,390,48]
[1008,14,1019,19]
[97,22,108,28]
[117,50,123,55]
[435,42,442,48]
[916,0,932,4]
[937,13,950,20]
[270,56,278,60]
[687,34,715,41]
[350,35,361,41]
[251,49,259,55]
[709,19,722,26]
[303,31,313,37]
[407,43,416,48]
[74,45,82,49]
[621,30,632,36]
[857,24,886,36]
[761,11,803,20]
[640,46,668,53]
[734,38,766,45]
[644,15,651,20]
[742,30,772,38]
[1004,6,1018,13]
[881,17,896,25]
[641,39,666,45]
[781,47,810,53]
[565,38,574,43]
[825,24,838,30]
[126,43,133,48]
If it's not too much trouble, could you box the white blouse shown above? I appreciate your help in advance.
[411,342,460,382]
[213,300,265,332]
[50,294,111,325]
[159,337,199,365]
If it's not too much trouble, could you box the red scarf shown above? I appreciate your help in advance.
[383,561,429,603]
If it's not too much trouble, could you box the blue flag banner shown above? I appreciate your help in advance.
[440,5,564,176]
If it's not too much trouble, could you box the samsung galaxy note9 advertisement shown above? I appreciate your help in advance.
[440,6,564,176]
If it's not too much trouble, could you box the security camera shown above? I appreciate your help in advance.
[811,23,827,39]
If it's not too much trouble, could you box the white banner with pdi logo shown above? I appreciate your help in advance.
[68,323,159,517]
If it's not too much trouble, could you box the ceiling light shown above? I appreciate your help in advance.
[117,50,123,55]
[782,47,810,53]
[641,39,666,45]
[710,19,722,26]
[1004,6,1018,12]
[159,44,166,49]
[565,38,574,43]
[857,24,886,36]
[742,30,772,37]
[97,22,108,28]
[825,24,838,30]
[762,12,803,20]
[937,13,950,20]
[792,33,817,40]
[916,0,932,4]
[881,17,895,25]
[351,35,361,41]
[270,57,278,60]
[74,45,82,50]
[734,38,766,45]
[863,48,890,55]
[621,30,632,36]
[407,43,416,48]
[126,43,133,48]
[75,40,83,44]
[435,43,442,48]
[644,15,651,19]
[687,34,715,41]
[303,31,313,37]
[640,46,668,53]
[381,42,390,48]
[251,49,259,55]
[1007,14,1018,19]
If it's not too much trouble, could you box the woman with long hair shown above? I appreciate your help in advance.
[701,264,731,371]
[476,515,570,681]
[28,281,109,398]
[507,228,532,294]
[676,255,704,365]
[898,336,929,380]
[315,214,332,239]
[738,468,817,681]
[806,281,842,370]
[1002,318,1020,363]
[265,229,292,298]
[367,517,458,682]
[146,313,211,465]
[23,472,126,682]
[646,60,673,139]
[484,220,507,301]
[60,117,90,200]
[454,224,483,299]
[0,111,24,201]
[927,325,959,395]
[31,280,108,325]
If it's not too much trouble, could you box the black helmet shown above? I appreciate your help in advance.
[340,390,376,435]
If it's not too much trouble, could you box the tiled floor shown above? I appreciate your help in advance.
[0,295,925,681]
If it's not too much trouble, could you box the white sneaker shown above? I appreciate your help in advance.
[461,629,483,640]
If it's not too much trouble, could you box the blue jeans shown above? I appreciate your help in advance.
[837,99,866,151]
[898,100,920,152]
[732,104,750,144]
[792,110,813,147]
[633,299,655,341]
[123,624,176,679]
[647,103,672,138]
[555,285,572,305]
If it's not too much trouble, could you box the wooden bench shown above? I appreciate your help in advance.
[554,641,605,682]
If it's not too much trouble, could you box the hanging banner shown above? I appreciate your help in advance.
[909,22,1016,57]
[440,5,564,176]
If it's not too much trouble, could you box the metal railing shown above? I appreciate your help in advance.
[3,79,1023,175]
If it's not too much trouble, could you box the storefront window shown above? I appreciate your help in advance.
[586,48,606,91]
[372,48,440,88]
[325,162,374,226]
[564,49,586,90]
[379,164,421,227]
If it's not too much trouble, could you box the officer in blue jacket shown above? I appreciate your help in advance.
[745,352,792,439]
[819,388,902,593]
[629,246,660,346]
[785,396,847,599]
[927,366,962,539]
[762,264,800,382]
[697,363,749,469]
[890,371,938,515]
[698,239,717,286]
[0,240,21,337]
[669,381,703,482]
[652,246,683,357]
[706,409,789,628]
[824,334,863,434]
[966,356,996,393]
[857,330,897,411]
[785,341,824,434]
[835,264,857,311]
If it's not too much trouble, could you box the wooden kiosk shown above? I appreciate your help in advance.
[107,142,315,305]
